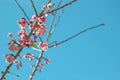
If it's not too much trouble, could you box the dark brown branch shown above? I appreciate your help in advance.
[14,0,30,21]
[0,47,23,80]
[30,0,38,16]
[49,0,77,14]
[49,24,105,48]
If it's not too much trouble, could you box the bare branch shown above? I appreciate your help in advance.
[30,0,38,16]
[49,24,105,48]
[14,0,30,21]
[46,0,63,42]
[46,14,56,42]
[29,51,44,80]
[51,9,64,34]
[49,0,77,14]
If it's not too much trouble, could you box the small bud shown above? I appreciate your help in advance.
[32,15,37,20]
[47,3,52,9]
[8,33,12,38]
[42,5,46,10]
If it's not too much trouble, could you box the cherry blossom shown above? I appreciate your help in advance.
[8,33,13,38]
[35,26,46,36]
[38,42,48,51]
[32,15,37,20]
[4,54,16,64]
[47,3,52,9]
[29,20,33,25]
[18,19,26,27]
[8,41,20,52]
[42,5,46,10]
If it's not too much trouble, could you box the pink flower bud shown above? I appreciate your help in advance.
[32,15,37,20]
[29,25,34,29]
[8,33,12,38]
[29,20,33,25]
[42,5,46,10]
[38,42,48,51]
[47,3,52,9]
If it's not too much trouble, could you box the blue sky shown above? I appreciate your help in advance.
[0,0,120,80]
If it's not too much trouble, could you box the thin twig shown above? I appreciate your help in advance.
[29,51,44,80]
[46,14,56,42]
[49,24,105,48]
[30,0,38,16]
[46,0,63,42]
[51,9,64,34]
[14,0,30,21]
[39,0,52,17]
[49,0,77,14]
[7,71,20,77]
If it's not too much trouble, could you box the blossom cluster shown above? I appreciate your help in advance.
[4,2,54,80]
[5,3,53,66]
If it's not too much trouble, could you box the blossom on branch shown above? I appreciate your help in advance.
[4,54,16,64]
[35,26,46,36]
[38,42,48,51]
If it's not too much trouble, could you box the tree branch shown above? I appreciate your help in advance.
[51,9,64,34]
[30,0,38,16]
[49,24,105,48]
[14,0,30,21]
[46,0,63,42]
[0,47,23,80]
[48,0,77,14]
[29,51,44,80]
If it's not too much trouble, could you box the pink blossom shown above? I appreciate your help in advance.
[40,16,46,22]
[29,20,33,25]
[47,3,52,9]
[29,25,34,29]
[8,41,20,52]
[34,36,37,42]
[32,15,37,20]
[42,5,46,10]
[18,19,26,27]
[38,42,48,51]
[8,33,12,38]
[45,13,49,17]
[21,34,26,40]
[4,54,15,64]
[18,31,22,36]
[35,26,46,36]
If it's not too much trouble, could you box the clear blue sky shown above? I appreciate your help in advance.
[0,0,120,80]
